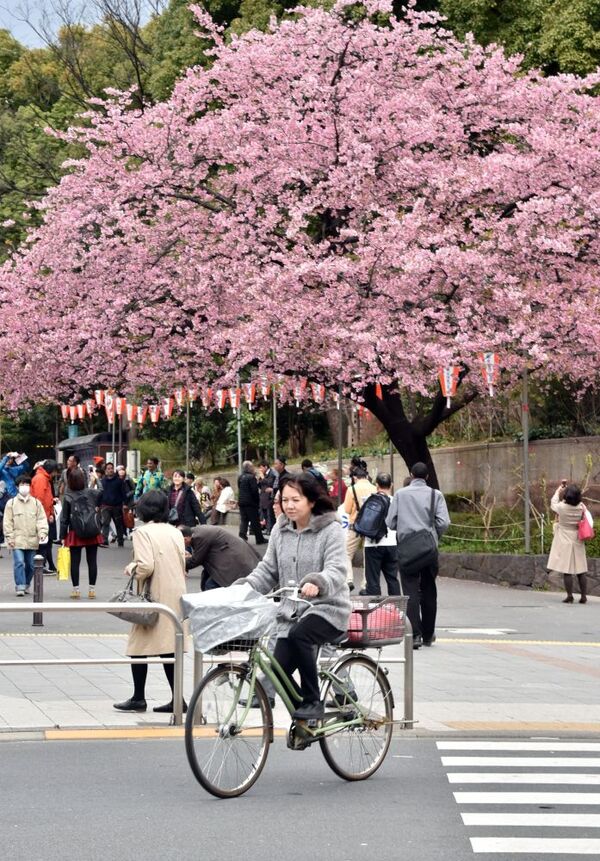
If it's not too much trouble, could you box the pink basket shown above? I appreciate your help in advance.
[347,596,407,646]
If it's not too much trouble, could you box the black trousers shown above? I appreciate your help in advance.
[273,614,344,705]
[39,520,57,570]
[70,545,98,588]
[101,505,124,545]
[239,504,265,543]
[132,653,174,700]
[400,562,438,641]
[364,545,401,595]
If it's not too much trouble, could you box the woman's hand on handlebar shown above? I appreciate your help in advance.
[300,583,319,599]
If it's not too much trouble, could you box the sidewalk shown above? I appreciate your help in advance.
[0,542,599,735]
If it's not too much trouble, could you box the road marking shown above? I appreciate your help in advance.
[440,628,517,635]
[449,773,600,785]
[455,791,600,805]
[463,813,600,827]
[442,756,600,767]
[445,722,600,732]
[45,727,287,740]
[439,742,600,751]
[470,837,600,854]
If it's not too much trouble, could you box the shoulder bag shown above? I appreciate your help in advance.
[396,488,439,576]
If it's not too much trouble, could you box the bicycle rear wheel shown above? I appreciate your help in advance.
[185,664,272,798]
[319,654,393,781]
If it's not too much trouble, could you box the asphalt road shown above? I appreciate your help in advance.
[3,736,600,861]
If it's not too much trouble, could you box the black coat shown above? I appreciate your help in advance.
[258,468,276,508]
[170,484,205,527]
[186,526,260,586]
[238,472,259,507]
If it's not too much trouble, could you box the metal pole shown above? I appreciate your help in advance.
[172,629,184,726]
[522,368,531,553]
[111,414,116,463]
[272,388,278,462]
[402,617,414,728]
[337,382,343,505]
[32,554,45,627]
[541,513,545,555]
[118,413,122,465]
[236,374,243,474]
[389,436,394,486]
[185,398,190,474]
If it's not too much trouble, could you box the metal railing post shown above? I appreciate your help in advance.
[402,618,414,729]
[172,629,185,726]
[194,650,204,690]
[32,554,45,627]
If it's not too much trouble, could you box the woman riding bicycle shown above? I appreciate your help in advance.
[237,471,351,721]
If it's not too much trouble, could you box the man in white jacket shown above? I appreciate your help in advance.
[3,475,48,596]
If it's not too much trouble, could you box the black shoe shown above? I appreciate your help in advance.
[113,698,147,712]
[293,700,324,720]
[413,635,423,650]
[117,543,124,547]
[422,635,436,647]
[239,695,275,708]
[358,589,369,596]
[153,700,188,713]
[327,689,357,708]
[255,539,267,545]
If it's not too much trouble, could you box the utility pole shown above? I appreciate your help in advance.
[522,367,531,553]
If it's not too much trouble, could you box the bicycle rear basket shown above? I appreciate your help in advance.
[346,596,408,647]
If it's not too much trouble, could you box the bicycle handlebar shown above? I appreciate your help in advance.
[266,584,313,606]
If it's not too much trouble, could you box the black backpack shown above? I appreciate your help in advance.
[71,492,101,539]
[353,492,390,542]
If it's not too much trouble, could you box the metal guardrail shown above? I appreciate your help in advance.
[192,617,414,729]
[0,557,186,725]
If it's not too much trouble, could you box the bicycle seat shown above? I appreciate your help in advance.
[328,632,349,646]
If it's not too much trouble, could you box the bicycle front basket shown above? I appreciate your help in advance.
[182,584,278,654]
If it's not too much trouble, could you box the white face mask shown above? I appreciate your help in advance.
[18,485,31,497]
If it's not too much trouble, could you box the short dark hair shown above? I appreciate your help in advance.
[301,458,313,469]
[563,484,582,506]
[147,457,159,466]
[68,454,80,465]
[105,462,114,468]
[376,473,392,490]
[410,462,428,480]
[275,455,287,465]
[219,477,230,488]
[44,459,58,474]
[259,460,270,468]
[186,472,195,480]
[281,472,334,516]
[136,490,169,523]
[67,469,85,492]
[17,474,31,486]
[179,526,193,537]
[172,469,186,480]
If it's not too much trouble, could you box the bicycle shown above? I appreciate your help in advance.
[184,589,407,798]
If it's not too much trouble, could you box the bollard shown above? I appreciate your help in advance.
[32,554,45,627]
[402,618,414,728]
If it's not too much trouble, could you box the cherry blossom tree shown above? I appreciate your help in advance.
[3,0,600,483]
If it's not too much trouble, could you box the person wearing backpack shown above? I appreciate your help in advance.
[60,469,103,599]
[343,462,376,591]
[357,473,400,597]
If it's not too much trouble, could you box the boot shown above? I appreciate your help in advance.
[578,573,588,604]
[563,574,574,603]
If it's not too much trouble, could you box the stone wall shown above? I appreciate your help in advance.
[440,552,600,597]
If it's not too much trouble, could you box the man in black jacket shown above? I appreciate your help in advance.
[180,525,261,588]
[237,460,266,544]
[97,462,126,546]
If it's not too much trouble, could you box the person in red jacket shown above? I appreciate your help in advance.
[31,459,59,573]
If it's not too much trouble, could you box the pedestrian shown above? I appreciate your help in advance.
[343,460,376,591]
[185,471,195,487]
[113,490,187,714]
[3,474,48,596]
[0,451,30,550]
[328,467,347,504]
[238,460,266,544]
[60,468,103,599]
[167,469,205,527]
[257,461,276,533]
[58,454,80,498]
[547,481,588,604]
[133,457,165,501]
[235,472,350,720]
[31,459,59,573]
[363,473,400,596]
[180,525,260,588]
[192,476,212,515]
[97,462,126,547]
[117,464,136,537]
[301,458,328,492]
[272,456,290,498]
[386,462,450,649]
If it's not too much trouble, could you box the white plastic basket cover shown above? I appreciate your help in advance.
[181,584,278,654]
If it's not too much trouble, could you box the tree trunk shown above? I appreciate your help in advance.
[362,381,478,489]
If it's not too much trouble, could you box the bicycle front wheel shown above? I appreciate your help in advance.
[185,664,272,798]
[319,654,393,781]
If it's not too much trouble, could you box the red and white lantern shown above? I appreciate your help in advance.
[136,406,148,425]
[201,388,213,409]
[439,366,461,409]
[149,404,161,424]
[293,378,307,407]
[173,388,186,409]
[69,405,77,422]
[259,377,270,400]
[60,404,69,420]
[243,383,256,408]
[332,391,340,411]
[215,389,228,411]
[126,403,136,423]
[229,388,241,410]
[104,393,114,425]
[85,399,95,417]
[310,383,325,404]
[162,397,174,419]
[479,352,500,397]
[115,397,127,417]
[76,403,86,421]
[94,389,105,406]
[187,386,198,403]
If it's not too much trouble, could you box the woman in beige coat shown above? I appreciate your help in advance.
[547,483,588,604]
[114,490,188,713]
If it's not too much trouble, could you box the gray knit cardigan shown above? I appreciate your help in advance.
[240,511,351,634]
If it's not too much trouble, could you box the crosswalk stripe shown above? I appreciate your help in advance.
[449,773,600,785]
[470,837,600,854]
[442,756,600,767]
[438,741,600,752]
[455,791,600,805]
[463,813,600,827]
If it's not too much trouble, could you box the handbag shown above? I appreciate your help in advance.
[122,506,135,530]
[108,571,158,627]
[56,546,71,581]
[396,488,439,575]
[578,507,595,541]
